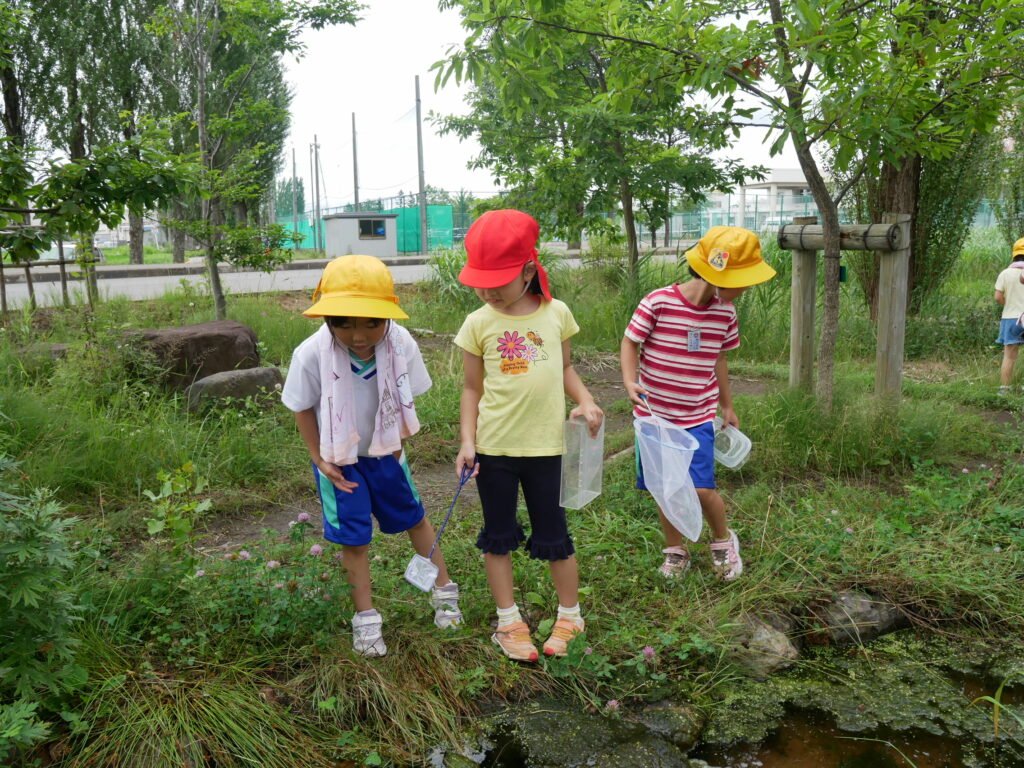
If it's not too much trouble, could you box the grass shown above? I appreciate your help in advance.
[3,229,1024,765]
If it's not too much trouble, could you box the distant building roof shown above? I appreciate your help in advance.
[743,168,817,190]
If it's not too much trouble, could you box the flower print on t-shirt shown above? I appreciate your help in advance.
[495,328,548,375]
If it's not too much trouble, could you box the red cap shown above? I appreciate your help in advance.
[459,209,551,299]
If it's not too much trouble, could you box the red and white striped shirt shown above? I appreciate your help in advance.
[625,284,740,428]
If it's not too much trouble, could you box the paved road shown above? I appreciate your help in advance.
[2,262,435,309]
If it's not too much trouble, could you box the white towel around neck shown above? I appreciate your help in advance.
[317,322,421,465]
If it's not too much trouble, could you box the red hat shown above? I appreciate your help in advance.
[459,209,552,300]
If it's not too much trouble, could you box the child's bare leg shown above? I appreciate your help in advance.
[549,556,579,608]
[698,488,729,540]
[406,517,451,587]
[342,544,373,612]
[659,508,685,548]
[484,553,515,608]
[1001,344,1020,386]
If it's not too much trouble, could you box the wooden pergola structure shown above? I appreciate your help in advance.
[778,213,912,399]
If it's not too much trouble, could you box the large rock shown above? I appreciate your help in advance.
[132,320,259,388]
[627,701,705,751]
[810,590,906,645]
[185,367,283,411]
[731,614,800,679]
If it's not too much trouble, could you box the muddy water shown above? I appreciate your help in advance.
[693,709,969,767]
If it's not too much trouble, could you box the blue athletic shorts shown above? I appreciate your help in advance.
[997,318,1024,346]
[313,455,425,546]
[636,419,716,491]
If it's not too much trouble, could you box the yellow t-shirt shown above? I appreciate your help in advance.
[454,298,580,457]
[995,266,1024,319]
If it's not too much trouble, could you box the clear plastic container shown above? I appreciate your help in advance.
[712,417,752,469]
[559,416,605,509]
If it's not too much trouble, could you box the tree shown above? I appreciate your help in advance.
[436,3,761,268]
[275,177,305,217]
[150,0,360,319]
[441,0,1024,406]
[993,109,1024,249]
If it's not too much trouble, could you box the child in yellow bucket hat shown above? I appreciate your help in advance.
[620,226,776,582]
[994,236,1024,395]
[281,255,462,657]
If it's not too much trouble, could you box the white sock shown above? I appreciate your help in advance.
[356,609,379,620]
[496,604,522,628]
[434,581,458,594]
[557,604,583,626]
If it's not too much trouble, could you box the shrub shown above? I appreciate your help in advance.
[0,458,85,759]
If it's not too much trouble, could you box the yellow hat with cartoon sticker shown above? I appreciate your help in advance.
[685,226,777,289]
[1013,237,1024,258]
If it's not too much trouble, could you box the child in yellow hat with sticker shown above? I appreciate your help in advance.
[281,254,461,658]
[994,237,1024,396]
[620,226,776,582]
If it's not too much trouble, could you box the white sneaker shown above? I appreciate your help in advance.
[710,529,744,581]
[430,582,463,629]
[352,610,387,657]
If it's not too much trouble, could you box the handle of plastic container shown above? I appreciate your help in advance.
[428,466,473,558]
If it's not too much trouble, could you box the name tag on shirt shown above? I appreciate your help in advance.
[687,329,701,352]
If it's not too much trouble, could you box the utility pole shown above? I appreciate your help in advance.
[313,134,322,252]
[309,143,317,251]
[352,112,360,212]
[415,75,428,255]
[291,147,299,249]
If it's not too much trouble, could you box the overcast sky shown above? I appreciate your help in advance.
[282,0,800,211]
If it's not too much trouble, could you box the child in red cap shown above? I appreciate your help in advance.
[454,209,604,662]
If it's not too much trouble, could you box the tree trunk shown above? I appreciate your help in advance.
[195,16,226,319]
[619,177,639,270]
[129,210,144,264]
[792,142,841,410]
[0,62,25,145]
[879,155,920,308]
[171,202,187,263]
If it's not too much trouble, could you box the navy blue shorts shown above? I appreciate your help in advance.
[997,318,1024,346]
[636,419,716,490]
[474,453,575,561]
[313,455,425,547]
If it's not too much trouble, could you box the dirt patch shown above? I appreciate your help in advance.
[903,360,961,384]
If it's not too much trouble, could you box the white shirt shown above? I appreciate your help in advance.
[996,265,1024,320]
[281,323,431,456]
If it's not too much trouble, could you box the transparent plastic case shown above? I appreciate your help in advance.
[404,553,439,592]
[712,416,752,469]
[559,416,605,509]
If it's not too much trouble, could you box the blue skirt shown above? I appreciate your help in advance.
[996,317,1024,346]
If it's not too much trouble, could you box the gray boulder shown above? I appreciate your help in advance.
[627,701,705,751]
[812,590,906,645]
[731,614,800,679]
[185,367,283,411]
[131,320,259,388]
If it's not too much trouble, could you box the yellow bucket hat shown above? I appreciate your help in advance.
[685,226,777,289]
[303,255,409,320]
[1013,237,1024,257]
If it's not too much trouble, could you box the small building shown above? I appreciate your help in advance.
[323,212,399,258]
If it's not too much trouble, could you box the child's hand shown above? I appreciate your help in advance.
[456,443,479,480]
[719,406,739,429]
[316,458,358,494]
[624,381,649,407]
[570,401,605,437]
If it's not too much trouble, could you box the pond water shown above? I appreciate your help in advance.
[693,709,972,767]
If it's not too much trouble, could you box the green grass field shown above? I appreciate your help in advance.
[2,229,1022,765]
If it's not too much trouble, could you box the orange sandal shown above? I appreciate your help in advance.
[492,621,539,662]
[542,618,584,657]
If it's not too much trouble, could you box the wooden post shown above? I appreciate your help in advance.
[57,240,70,308]
[875,213,911,399]
[788,215,818,390]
